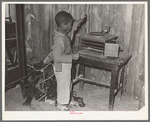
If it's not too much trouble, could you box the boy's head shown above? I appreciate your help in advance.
[55,11,73,27]
[55,11,74,33]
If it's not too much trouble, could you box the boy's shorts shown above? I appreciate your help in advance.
[54,63,72,104]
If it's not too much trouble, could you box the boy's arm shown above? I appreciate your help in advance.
[71,14,86,40]
[33,51,53,70]
[43,51,53,64]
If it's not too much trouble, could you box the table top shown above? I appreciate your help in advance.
[74,50,132,70]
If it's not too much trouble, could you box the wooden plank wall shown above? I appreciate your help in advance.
[85,4,145,99]
[24,4,53,63]
[23,4,145,98]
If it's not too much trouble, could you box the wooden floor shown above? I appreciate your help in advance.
[5,83,139,111]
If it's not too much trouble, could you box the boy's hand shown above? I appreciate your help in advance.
[34,60,47,70]
[72,53,79,60]
[71,13,86,40]
[72,14,86,32]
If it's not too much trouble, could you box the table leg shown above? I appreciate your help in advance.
[109,66,119,111]
[120,66,125,100]
[71,62,77,81]
[79,64,85,90]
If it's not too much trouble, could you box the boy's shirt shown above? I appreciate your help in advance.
[52,29,73,72]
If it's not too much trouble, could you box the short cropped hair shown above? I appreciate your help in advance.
[55,11,73,27]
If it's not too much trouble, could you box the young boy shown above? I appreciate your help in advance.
[43,11,81,111]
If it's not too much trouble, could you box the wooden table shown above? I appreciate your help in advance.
[72,52,132,111]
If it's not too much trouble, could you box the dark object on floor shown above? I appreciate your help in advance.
[23,96,32,106]
[55,100,57,107]
[22,62,57,106]
[78,97,85,107]
[72,91,85,107]
[73,91,77,97]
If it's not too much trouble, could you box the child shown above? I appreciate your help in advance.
[43,11,84,111]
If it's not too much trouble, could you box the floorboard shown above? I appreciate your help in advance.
[5,83,139,111]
